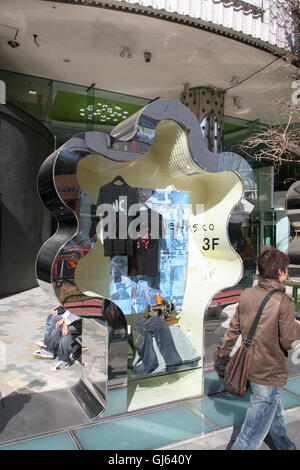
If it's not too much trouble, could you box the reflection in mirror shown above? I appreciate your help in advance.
[200,113,221,154]
[71,318,107,420]
[204,152,257,371]
[219,151,257,291]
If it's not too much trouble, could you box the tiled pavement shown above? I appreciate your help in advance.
[0,287,300,450]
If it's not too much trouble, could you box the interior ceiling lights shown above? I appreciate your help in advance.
[79,102,129,123]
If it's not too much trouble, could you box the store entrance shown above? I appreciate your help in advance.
[247,211,277,258]
[247,215,260,260]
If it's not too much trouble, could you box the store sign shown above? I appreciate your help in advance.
[35,99,243,429]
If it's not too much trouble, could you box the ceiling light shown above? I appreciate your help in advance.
[77,99,135,126]
[28,90,37,95]
[144,51,152,63]
[120,47,132,59]
[230,77,239,86]
[233,96,242,109]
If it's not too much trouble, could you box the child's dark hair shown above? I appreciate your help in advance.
[258,246,290,280]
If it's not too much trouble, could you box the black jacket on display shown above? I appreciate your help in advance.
[97,176,139,257]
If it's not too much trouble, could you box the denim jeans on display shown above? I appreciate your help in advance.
[131,316,182,376]
[131,318,160,375]
[231,382,296,450]
[43,313,64,345]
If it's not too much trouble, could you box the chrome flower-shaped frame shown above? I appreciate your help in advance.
[36,99,244,419]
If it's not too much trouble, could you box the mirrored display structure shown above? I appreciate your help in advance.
[36,99,243,418]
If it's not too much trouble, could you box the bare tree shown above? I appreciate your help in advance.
[238,100,300,169]
[238,1,300,170]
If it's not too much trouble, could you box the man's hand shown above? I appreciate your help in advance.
[62,322,69,336]
[55,318,64,329]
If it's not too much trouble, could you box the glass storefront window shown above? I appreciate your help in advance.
[51,81,150,133]
[0,69,52,124]
[0,69,151,146]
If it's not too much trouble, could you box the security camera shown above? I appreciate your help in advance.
[144,52,152,63]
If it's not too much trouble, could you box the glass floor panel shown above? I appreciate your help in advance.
[73,405,215,450]
[0,432,77,450]
[189,391,251,428]
[1,386,300,450]
[189,388,300,429]
[283,377,300,397]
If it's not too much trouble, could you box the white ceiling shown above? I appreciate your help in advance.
[0,0,297,124]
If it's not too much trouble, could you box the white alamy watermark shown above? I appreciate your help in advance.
[96,200,205,240]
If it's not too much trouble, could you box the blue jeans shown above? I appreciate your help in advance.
[47,320,82,363]
[231,382,296,450]
[43,313,63,345]
[131,316,182,376]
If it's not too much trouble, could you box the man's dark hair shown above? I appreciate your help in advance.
[258,246,290,280]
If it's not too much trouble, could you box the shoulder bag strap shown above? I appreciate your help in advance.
[244,289,281,348]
